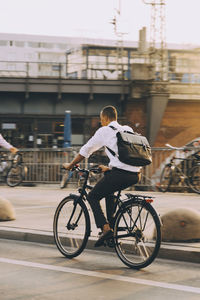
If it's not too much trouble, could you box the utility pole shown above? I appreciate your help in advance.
[111,0,127,79]
[143,0,167,81]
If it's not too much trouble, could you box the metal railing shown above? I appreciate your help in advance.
[1,60,200,83]
[1,147,199,192]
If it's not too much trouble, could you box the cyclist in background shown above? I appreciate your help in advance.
[0,134,18,154]
[63,105,141,247]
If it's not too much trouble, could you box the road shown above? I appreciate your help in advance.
[0,239,200,300]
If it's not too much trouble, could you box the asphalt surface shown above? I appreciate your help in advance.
[1,239,200,300]
[0,184,200,263]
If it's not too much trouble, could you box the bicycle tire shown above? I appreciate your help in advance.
[113,199,161,269]
[188,164,200,194]
[6,166,23,187]
[159,164,172,192]
[53,196,90,258]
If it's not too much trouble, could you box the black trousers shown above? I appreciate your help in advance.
[87,168,139,229]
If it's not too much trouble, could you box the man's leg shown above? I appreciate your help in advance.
[87,168,139,229]
[87,171,112,229]
[105,194,117,229]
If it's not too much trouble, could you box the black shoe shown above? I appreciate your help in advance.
[94,230,113,247]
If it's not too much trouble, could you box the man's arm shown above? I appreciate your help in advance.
[63,128,105,171]
[0,134,18,153]
[63,153,85,170]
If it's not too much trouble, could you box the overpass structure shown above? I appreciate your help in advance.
[1,76,200,147]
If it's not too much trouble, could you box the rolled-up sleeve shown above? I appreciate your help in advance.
[79,128,105,158]
[0,134,12,150]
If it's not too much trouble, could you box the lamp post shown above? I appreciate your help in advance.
[63,110,71,148]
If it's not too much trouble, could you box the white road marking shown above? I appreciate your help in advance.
[0,257,200,294]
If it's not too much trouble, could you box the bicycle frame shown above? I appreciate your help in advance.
[72,167,158,240]
[54,164,162,269]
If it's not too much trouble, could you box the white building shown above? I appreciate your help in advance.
[0,32,138,78]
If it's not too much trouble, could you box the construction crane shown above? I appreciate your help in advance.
[143,0,167,81]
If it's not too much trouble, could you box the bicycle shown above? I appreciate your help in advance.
[60,163,103,189]
[6,152,28,187]
[53,165,161,269]
[0,153,10,181]
[159,144,200,194]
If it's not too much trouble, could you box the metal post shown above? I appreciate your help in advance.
[63,110,71,148]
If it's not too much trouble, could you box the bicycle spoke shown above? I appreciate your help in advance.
[6,166,23,187]
[188,165,200,194]
[53,197,90,258]
[159,165,171,192]
[114,201,161,269]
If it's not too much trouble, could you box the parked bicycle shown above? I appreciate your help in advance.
[6,152,28,187]
[159,144,200,194]
[53,165,161,269]
[0,153,10,178]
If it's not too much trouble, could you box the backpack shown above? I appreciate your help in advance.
[106,126,152,167]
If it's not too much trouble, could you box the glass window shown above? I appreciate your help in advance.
[40,42,54,49]
[15,41,25,47]
[0,40,8,46]
[28,42,40,48]
[53,122,64,133]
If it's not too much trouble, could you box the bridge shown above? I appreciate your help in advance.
[0,74,200,147]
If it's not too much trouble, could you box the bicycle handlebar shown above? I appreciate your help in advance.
[165,143,185,150]
[71,164,102,174]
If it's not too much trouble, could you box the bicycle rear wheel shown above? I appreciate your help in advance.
[6,166,23,187]
[188,164,200,194]
[159,164,172,192]
[114,200,161,269]
[53,196,90,258]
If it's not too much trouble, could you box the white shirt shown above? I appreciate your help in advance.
[80,121,141,172]
[0,134,12,150]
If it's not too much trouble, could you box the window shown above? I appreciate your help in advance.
[15,41,25,47]
[40,42,54,49]
[53,122,64,133]
[37,121,52,134]
[28,42,40,48]
[0,40,7,46]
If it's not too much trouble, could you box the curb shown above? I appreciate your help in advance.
[1,227,200,264]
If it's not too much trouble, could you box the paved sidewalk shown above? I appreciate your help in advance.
[0,185,200,263]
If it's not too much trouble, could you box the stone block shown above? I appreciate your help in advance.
[0,197,16,221]
[161,208,200,242]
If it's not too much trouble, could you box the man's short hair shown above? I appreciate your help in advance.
[101,106,117,120]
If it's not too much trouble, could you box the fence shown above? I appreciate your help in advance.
[0,147,199,191]
[1,60,200,84]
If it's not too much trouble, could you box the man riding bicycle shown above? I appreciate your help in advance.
[63,106,141,247]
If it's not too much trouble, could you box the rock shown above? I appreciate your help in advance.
[0,197,16,221]
[161,208,200,242]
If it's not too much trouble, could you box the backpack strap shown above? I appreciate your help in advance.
[106,126,118,157]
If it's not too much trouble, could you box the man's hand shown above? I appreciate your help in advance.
[63,163,74,171]
[10,147,19,154]
[63,154,84,171]
[98,165,110,172]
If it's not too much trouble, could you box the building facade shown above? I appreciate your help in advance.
[1,33,200,148]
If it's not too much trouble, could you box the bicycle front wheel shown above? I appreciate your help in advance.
[6,166,23,187]
[53,196,90,258]
[114,200,161,269]
[159,164,172,192]
[188,165,200,194]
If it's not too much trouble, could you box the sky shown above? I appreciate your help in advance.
[0,0,200,46]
